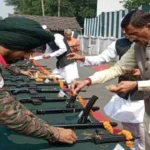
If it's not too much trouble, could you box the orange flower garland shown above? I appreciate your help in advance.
[35,78,44,82]
[31,59,133,149]
[77,96,113,133]
[118,130,133,149]
[103,121,113,134]
[77,96,87,108]
[29,55,50,75]
[77,96,133,149]
[58,80,64,89]
[51,76,58,83]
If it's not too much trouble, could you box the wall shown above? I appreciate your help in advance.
[97,0,124,16]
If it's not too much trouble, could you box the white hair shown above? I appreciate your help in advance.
[64,29,72,35]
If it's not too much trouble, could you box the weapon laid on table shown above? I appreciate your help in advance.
[19,97,70,105]
[77,131,139,144]
[66,95,77,108]
[16,65,48,68]
[66,90,88,108]
[4,82,67,88]
[6,87,66,95]
[8,87,86,95]
[78,95,98,124]
[19,96,91,105]
[4,78,67,88]
[36,106,100,114]
[4,77,34,82]
[52,122,118,129]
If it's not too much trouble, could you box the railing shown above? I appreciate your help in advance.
[78,35,117,55]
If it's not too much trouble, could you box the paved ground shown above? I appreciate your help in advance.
[38,58,122,128]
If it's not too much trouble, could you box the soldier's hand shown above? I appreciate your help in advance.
[70,80,89,95]
[58,128,77,144]
[42,54,51,59]
[108,81,138,93]
[67,53,85,61]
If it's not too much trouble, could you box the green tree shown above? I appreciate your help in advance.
[4,0,97,27]
[121,0,150,9]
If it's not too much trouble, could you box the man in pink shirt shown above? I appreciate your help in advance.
[64,29,80,53]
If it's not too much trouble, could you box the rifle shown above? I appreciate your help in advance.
[78,95,98,124]
[77,131,138,144]
[5,82,67,88]
[36,106,100,114]
[66,95,77,108]
[6,87,65,95]
[8,87,86,95]
[52,122,118,129]
[19,97,70,105]
[19,96,91,105]
[4,77,34,82]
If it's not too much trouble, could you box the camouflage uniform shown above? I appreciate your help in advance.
[6,64,23,75]
[0,75,60,142]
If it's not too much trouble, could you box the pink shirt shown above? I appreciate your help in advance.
[67,38,80,53]
[0,55,7,68]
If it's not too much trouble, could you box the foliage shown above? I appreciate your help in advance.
[121,0,150,9]
[4,0,97,27]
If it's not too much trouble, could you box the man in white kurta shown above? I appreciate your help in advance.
[33,29,79,84]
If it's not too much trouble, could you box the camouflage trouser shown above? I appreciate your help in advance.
[0,91,59,141]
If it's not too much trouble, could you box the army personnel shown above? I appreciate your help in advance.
[0,16,77,144]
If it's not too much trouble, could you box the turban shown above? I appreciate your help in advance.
[0,17,54,51]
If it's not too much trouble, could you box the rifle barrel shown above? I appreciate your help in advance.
[36,106,100,114]
[52,122,118,129]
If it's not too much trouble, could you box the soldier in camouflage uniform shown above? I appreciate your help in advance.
[0,17,77,144]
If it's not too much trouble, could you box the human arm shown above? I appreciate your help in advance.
[31,34,68,60]
[84,41,117,66]
[138,81,150,91]
[6,64,35,77]
[67,41,117,65]
[70,43,137,94]
[0,89,77,143]
[48,34,67,57]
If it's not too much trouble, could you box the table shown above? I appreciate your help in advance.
[0,61,130,150]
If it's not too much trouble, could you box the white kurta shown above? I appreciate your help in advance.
[104,94,144,123]
[33,34,79,84]
[80,40,144,123]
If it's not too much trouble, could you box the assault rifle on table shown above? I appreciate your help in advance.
[4,77,34,82]
[52,122,118,129]
[4,82,68,88]
[6,87,66,95]
[78,95,98,123]
[35,93,99,114]
[36,106,100,114]
[19,96,91,105]
[76,129,139,144]
[66,95,78,108]
[7,87,86,95]
[50,95,112,129]
[19,96,70,105]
